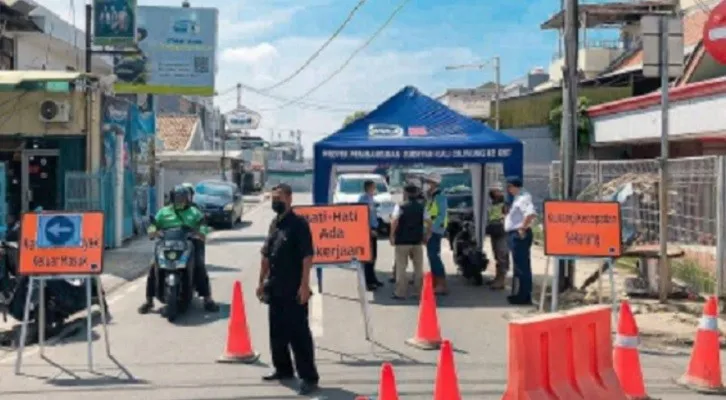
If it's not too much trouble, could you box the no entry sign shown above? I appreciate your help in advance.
[704,0,726,65]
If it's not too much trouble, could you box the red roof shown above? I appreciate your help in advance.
[587,77,726,118]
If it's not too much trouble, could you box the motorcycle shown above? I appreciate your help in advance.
[0,239,107,344]
[149,225,198,322]
[452,220,489,286]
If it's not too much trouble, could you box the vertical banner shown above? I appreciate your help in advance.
[93,0,137,46]
[114,6,218,96]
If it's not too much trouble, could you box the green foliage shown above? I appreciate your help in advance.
[342,111,368,128]
[548,96,592,147]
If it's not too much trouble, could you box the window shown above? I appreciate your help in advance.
[338,178,388,194]
[0,36,14,70]
[194,182,233,198]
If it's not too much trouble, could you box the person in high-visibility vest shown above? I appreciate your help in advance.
[424,172,448,295]
[486,185,509,289]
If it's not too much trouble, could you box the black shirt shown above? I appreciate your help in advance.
[261,211,314,297]
[393,200,425,245]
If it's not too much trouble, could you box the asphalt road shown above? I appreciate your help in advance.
[0,193,715,399]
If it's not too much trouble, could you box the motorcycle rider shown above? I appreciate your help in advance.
[138,185,219,314]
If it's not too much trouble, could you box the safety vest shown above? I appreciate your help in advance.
[426,191,448,228]
[488,203,505,222]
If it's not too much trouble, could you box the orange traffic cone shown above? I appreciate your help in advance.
[434,340,461,400]
[406,272,442,350]
[378,362,400,400]
[217,280,260,363]
[613,301,650,399]
[677,296,726,394]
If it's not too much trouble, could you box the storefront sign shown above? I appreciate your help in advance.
[704,0,726,65]
[114,5,218,96]
[93,0,137,46]
[225,107,261,131]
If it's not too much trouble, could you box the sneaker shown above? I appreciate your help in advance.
[138,301,153,314]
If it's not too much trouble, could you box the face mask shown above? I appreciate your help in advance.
[271,200,287,214]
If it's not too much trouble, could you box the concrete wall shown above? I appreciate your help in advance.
[503,126,559,164]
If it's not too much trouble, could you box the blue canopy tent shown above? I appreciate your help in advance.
[312,86,524,286]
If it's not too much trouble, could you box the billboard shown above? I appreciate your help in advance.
[93,0,137,46]
[113,6,218,96]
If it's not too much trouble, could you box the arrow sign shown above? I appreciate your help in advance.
[37,214,82,248]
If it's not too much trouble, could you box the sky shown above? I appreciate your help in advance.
[40,0,608,154]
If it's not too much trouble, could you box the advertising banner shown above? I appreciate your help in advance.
[93,0,137,46]
[114,5,218,96]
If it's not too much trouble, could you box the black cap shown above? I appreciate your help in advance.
[506,178,523,188]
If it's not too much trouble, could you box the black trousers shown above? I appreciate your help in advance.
[146,239,211,298]
[363,233,378,285]
[269,298,319,383]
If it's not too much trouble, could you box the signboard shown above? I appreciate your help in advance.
[225,106,261,131]
[542,200,622,258]
[368,124,403,138]
[641,15,684,78]
[19,211,105,275]
[319,146,514,162]
[704,0,726,65]
[93,0,137,46]
[114,6,218,96]
[293,204,372,264]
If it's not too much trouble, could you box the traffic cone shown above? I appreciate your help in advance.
[378,362,400,400]
[433,340,461,400]
[677,296,726,394]
[217,280,260,363]
[405,272,442,350]
[613,301,651,399]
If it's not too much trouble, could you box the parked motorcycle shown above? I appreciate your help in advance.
[149,225,198,322]
[452,220,489,286]
[0,239,108,344]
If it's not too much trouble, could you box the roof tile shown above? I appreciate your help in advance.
[156,114,198,151]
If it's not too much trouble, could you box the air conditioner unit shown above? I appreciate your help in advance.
[39,100,71,123]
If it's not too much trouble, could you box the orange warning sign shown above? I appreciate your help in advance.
[543,200,622,258]
[18,211,105,275]
[293,204,372,264]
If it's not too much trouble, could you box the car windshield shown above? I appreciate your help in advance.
[338,178,388,194]
[447,193,473,209]
[439,172,471,191]
[195,183,233,198]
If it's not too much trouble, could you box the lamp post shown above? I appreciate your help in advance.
[445,56,501,130]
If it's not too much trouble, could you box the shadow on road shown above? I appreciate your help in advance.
[207,264,240,273]
[208,236,267,244]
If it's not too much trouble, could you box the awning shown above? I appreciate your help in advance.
[0,71,93,85]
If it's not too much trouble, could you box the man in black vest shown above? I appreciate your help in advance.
[389,183,431,299]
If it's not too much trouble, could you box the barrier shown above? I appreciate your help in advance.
[677,296,726,394]
[502,305,627,400]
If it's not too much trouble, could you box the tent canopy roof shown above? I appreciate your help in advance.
[316,86,522,151]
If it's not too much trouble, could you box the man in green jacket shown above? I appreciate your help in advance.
[138,185,218,313]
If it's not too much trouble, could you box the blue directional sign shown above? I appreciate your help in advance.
[37,214,83,248]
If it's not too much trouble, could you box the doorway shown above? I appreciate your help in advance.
[21,149,60,212]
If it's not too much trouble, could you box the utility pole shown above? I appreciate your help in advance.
[236,82,242,108]
[445,56,501,130]
[558,0,579,291]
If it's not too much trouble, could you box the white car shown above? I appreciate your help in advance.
[333,173,396,234]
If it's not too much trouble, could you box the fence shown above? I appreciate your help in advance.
[496,156,721,295]
[64,169,117,247]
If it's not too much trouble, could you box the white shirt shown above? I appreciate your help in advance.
[504,192,536,232]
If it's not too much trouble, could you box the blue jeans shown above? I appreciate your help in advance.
[508,229,533,300]
[426,232,446,277]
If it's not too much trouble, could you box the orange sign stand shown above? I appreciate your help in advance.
[543,200,623,258]
[293,203,373,264]
[14,211,128,379]
[541,200,623,313]
[18,211,105,275]
[293,203,374,340]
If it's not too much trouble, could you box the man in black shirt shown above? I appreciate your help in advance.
[256,184,319,396]
[390,183,431,299]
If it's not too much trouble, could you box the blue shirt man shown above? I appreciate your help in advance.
[357,180,382,290]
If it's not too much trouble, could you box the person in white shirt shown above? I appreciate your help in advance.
[503,178,536,305]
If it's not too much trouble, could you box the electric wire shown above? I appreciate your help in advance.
[276,0,413,110]
[257,0,369,91]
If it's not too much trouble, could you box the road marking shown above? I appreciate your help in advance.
[310,284,323,338]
